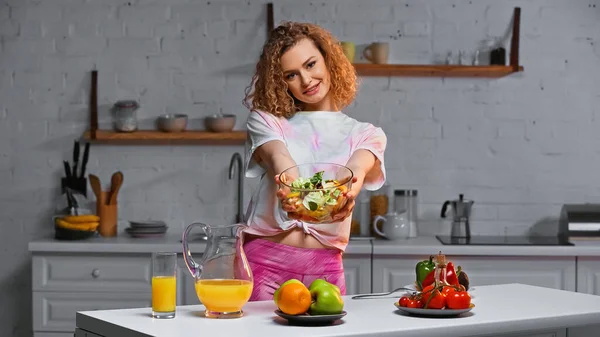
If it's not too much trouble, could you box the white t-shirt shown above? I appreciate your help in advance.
[242,110,387,251]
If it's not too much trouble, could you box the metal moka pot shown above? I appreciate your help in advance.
[441,194,474,238]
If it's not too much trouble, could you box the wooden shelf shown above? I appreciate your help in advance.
[83,130,247,145]
[266,4,523,79]
[353,64,524,78]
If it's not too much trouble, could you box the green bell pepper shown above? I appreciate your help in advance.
[415,256,435,290]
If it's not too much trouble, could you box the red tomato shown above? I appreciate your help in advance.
[398,296,410,307]
[407,298,424,308]
[442,286,456,297]
[424,289,446,309]
[446,291,471,309]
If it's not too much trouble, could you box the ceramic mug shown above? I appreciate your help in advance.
[373,212,410,240]
[340,41,355,62]
[363,42,389,64]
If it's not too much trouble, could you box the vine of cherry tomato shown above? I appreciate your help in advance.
[397,283,471,310]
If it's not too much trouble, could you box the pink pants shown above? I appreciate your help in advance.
[243,238,346,301]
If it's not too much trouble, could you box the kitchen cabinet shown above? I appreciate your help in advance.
[31,251,371,336]
[372,255,576,337]
[31,252,192,337]
[372,255,576,292]
[180,255,372,306]
[342,254,372,295]
[33,236,600,337]
[567,257,600,337]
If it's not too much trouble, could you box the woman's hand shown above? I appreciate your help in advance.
[275,173,298,213]
[331,172,364,222]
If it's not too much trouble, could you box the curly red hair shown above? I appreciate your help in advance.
[243,21,358,118]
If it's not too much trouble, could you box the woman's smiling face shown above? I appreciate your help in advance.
[280,38,333,111]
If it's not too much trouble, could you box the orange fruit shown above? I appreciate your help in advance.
[277,282,312,315]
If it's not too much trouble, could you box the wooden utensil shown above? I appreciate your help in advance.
[88,174,102,200]
[108,171,123,205]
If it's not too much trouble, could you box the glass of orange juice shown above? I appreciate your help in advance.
[151,252,177,319]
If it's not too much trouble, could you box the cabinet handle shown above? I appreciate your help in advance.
[91,269,100,278]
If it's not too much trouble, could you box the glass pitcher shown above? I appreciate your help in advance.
[182,223,253,319]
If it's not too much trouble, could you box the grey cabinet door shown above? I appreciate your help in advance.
[33,255,152,292]
[33,292,151,332]
[569,257,600,337]
[343,255,372,295]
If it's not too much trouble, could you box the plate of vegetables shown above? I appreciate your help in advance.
[412,252,472,297]
[395,252,474,317]
[279,163,353,224]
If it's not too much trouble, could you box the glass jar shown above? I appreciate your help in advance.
[113,100,139,132]
[369,184,389,238]
[394,189,418,238]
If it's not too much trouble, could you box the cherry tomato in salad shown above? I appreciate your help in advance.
[398,296,410,307]
[446,290,471,309]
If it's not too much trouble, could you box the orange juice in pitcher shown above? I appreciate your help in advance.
[183,222,254,318]
[195,279,253,314]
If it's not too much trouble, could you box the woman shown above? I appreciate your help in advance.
[241,21,387,301]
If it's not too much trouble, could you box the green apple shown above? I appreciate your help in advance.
[308,279,344,315]
[273,278,303,306]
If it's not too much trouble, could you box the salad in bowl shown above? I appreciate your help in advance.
[279,163,353,224]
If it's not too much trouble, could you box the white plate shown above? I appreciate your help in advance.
[394,302,474,317]
[129,220,167,228]
[403,284,476,299]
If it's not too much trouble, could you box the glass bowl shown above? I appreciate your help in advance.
[279,163,353,223]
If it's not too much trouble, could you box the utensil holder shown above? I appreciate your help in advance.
[97,191,117,237]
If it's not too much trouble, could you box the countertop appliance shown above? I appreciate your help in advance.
[436,235,573,246]
[441,194,474,239]
[558,204,600,239]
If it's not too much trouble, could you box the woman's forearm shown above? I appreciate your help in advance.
[255,140,297,177]
[269,152,297,176]
[345,149,380,183]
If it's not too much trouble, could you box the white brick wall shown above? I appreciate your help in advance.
[1,0,599,335]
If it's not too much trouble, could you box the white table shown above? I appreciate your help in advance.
[75,283,600,337]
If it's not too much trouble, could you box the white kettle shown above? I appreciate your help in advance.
[373,212,410,240]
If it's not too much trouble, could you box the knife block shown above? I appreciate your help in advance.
[97,191,117,237]
[61,177,88,197]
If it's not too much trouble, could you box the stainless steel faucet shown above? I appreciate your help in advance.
[228,152,244,223]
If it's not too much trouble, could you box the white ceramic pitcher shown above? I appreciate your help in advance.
[373,212,410,240]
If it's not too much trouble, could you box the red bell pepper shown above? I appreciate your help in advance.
[446,262,460,286]
[421,261,461,288]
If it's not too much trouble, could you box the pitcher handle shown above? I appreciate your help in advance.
[182,222,210,280]
[373,215,387,238]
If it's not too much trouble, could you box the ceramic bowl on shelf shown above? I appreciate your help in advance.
[279,163,353,224]
[156,114,188,132]
[204,114,236,132]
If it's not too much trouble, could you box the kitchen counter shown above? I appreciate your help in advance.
[28,234,207,254]
[29,234,600,256]
[372,236,600,256]
[75,283,600,337]
[27,234,373,254]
